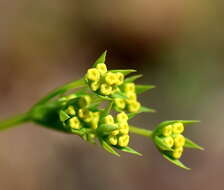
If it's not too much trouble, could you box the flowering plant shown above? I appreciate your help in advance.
[0,51,203,170]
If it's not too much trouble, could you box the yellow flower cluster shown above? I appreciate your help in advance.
[64,96,100,133]
[159,122,186,159]
[105,112,130,147]
[114,82,141,113]
[85,63,124,96]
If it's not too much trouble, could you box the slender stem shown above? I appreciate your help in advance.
[34,78,86,106]
[129,126,153,138]
[0,113,30,131]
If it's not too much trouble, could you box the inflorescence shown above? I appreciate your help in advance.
[0,51,203,170]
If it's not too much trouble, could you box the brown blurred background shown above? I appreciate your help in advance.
[0,0,223,189]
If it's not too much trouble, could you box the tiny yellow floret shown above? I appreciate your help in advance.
[163,136,174,148]
[172,123,184,134]
[111,130,119,136]
[124,83,136,93]
[118,135,130,147]
[69,117,81,129]
[115,72,124,85]
[104,115,114,125]
[100,83,113,95]
[126,92,137,102]
[78,109,93,122]
[114,98,126,109]
[174,134,186,147]
[172,147,184,159]
[116,112,129,123]
[162,125,173,137]
[105,72,117,85]
[108,135,118,145]
[86,68,100,81]
[90,81,100,91]
[128,101,141,113]
[66,105,76,116]
[96,63,107,75]
[78,95,91,108]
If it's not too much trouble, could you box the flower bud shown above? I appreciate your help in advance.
[78,95,91,108]
[172,147,184,159]
[90,81,100,91]
[114,98,126,109]
[162,136,174,148]
[118,135,130,147]
[124,83,136,93]
[69,117,81,129]
[116,112,128,123]
[111,129,119,136]
[78,109,93,122]
[96,63,107,75]
[103,115,114,125]
[100,83,113,95]
[115,72,124,85]
[105,72,117,85]
[86,68,100,81]
[108,135,118,145]
[128,100,141,113]
[162,125,172,137]
[172,123,184,134]
[66,105,76,116]
[174,134,185,147]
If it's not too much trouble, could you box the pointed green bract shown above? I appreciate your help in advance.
[98,124,119,134]
[110,69,136,76]
[128,106,155,120]
[124,74,143,83]
[93,50,107,67]
[59,110,70,122]
[163,154,190,170]
[117,146,142,156]
[154,136,173,151]
[184,138,204,150]
[100,139,120,157]
[111,92,128,99]
[135,85,155,94]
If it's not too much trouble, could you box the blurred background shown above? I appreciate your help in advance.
[0,0,223,189]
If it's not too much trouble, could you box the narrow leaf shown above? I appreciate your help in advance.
[128,106,155,120]
[98,124,119,134]
[100,139,120,157]
[135,85,155,94]
[154,136,173,151]
[124,74,143,83]
[59,110,70,122]
[117,146,142,156]
[111,92,128,99]
[184,138,204,150]
[163,154,190,170]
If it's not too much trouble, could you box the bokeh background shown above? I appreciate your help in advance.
[0,0,223,189]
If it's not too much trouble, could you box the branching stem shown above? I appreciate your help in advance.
[129,126,153,138]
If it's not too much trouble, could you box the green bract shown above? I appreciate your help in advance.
[0,51,203,170]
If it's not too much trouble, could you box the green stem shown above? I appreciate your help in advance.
[34,78,86,106]
[129,126,153,138]
[0,113,30,131]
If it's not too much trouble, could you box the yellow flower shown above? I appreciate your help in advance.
[126,92,137,102]
[66,105,76,116]
[100,83,113,95]
[69,117,81,129]
[128,100,141,113]
[78,109,93,122]
[172,147,183,159]
[78,95,91,108]
[174,134,185,147]
[163,136,174,148]
[90,112,100,129]
[124,83,136,93]
[172,123,184,134]
[118,135,130,147]
[105,72,117,85]
[86,68,100,81]
[103,115,114,125]
[114,98,126,109]
[111,130,119,136]
[108,135,118,145]
[115,72,124,85]
[162,125,173,137]
[116,112,128,123]
[96,63,107,75]
[90,81,100,91]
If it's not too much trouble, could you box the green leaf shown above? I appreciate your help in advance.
[184,138,204,150]
[101,102,113,119]
[124,74,143,83]
[111,91,128,99]
[95,94,112,101]
[93,50,107,67]
[59,110,70,122]
[100,139,120,157]
[135,85,155,94]
[110,69,136,76]
[154,136,173,151]
[98,124,119,135]
[163,154,190,170]
[117,146,142,156]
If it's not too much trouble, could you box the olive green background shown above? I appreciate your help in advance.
[0,0,223,189]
